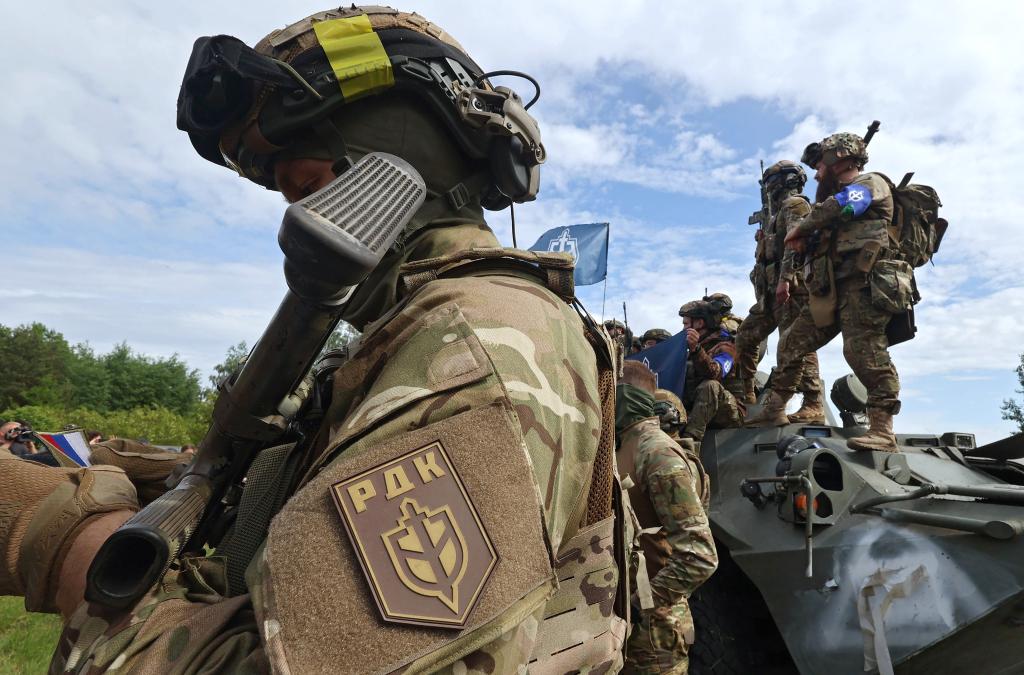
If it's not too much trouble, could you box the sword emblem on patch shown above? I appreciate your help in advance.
[331,442,497,628]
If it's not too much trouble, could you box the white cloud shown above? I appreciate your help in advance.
[2,0,1023,440]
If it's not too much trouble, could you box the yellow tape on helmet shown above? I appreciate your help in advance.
[313,15,394,101]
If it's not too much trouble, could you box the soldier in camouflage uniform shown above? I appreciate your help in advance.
[0,7,627,673]
[678,298,745,441]
[640,328,671,349]
[737,161,825,423]
[776,132,904,452]
[616,361,718,674]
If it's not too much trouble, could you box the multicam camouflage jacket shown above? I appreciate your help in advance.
[684,330,743,408]
[792,172,895,281]
[52,222,625,674]
[616,417,717,612]
[754,192,811,297]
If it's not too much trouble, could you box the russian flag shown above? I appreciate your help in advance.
[35,429,92,467]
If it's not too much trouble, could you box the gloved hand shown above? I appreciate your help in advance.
[0,452,138,613]
[90,439,191,505]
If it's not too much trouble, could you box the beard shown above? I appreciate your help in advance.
[815,169,841,203]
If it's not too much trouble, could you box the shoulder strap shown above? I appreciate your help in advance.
[400,247,576,302]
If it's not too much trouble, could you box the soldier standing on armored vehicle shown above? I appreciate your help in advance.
[739,160,825,423]
[678,297,745,441]
[616,361,717,675]
[0,6,628,672]
[770,131,904,452]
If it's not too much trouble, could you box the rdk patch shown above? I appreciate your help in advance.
[331,442,498,628]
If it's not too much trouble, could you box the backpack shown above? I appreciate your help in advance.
[879,172,948,268]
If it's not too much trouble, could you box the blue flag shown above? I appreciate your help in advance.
[528,222,609,286]
[626,331,689,401]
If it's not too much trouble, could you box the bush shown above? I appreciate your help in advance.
[1,402,213,447]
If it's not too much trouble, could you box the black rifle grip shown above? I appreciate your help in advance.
[85,485,208,609]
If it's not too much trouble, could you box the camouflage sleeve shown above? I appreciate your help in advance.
[644,465,718,607]
[793,198,843,236]
[692,340,735,381]
[779,198,812,282]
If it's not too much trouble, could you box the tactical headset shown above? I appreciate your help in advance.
[177,26,545,210]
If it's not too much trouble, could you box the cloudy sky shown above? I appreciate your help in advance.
[3,2,1023,443]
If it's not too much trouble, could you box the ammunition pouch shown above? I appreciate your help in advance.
[856,240,882,274]
[807,256,838,328]
[869,259,916,315]
[750,263,767,305]
[886,306,918,346]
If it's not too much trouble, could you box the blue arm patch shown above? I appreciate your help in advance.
[712,352,733,379]
[835,184,873,217]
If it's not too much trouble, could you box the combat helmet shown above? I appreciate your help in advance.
[176,6,545,210]
[679,299,713,322]
[801,132,868,170]
[702,292,733,319]
[603,318,626,334]
[653,388,686,432]
[762,160,807,195]
[641,328,671,345]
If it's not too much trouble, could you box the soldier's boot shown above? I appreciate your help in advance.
[847,408,899,453]
[0,453,138,612]
[787,391,826,424]
[743,390,791,427]
[739,378,756,405]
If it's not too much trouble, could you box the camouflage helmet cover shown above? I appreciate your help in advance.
[679,299,712,320]
[654,388,684,413]
[801,132,869,169]
[641,328,672,344]
[702,292,733,316]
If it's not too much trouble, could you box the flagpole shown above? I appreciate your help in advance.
[600,222,610,320]
[601,277,607,321]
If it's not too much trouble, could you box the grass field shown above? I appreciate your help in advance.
[0,596,62,674]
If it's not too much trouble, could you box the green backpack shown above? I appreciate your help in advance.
[879,172,948,268]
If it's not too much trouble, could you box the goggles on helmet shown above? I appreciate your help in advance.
[176,18,545,209]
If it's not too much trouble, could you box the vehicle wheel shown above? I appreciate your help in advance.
[689,543,797,675]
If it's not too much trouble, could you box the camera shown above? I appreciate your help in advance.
[4,424,34,443]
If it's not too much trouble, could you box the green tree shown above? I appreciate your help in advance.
[102,343,201,415]
[66,342,111,410]
[0,323,74,409]
[208,341,249,389]
[1001,351,1024,434]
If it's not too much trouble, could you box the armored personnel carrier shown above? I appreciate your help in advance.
[689,375,1024,674]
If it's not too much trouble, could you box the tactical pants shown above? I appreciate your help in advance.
[682,380,744,441]
[624,600,692,675]
[736,294,821,397]
[775,278,900,413]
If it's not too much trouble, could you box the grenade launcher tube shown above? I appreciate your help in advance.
[85,288,346,610]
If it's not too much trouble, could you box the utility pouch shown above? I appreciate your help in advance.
[886,306,917,346]
[856,240,882,274]
[806,255,832,296]
[808,257,837,328]
[869,259,915,314]
[751,264,767,304]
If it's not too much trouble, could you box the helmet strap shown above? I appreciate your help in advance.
[313,118,354,174]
